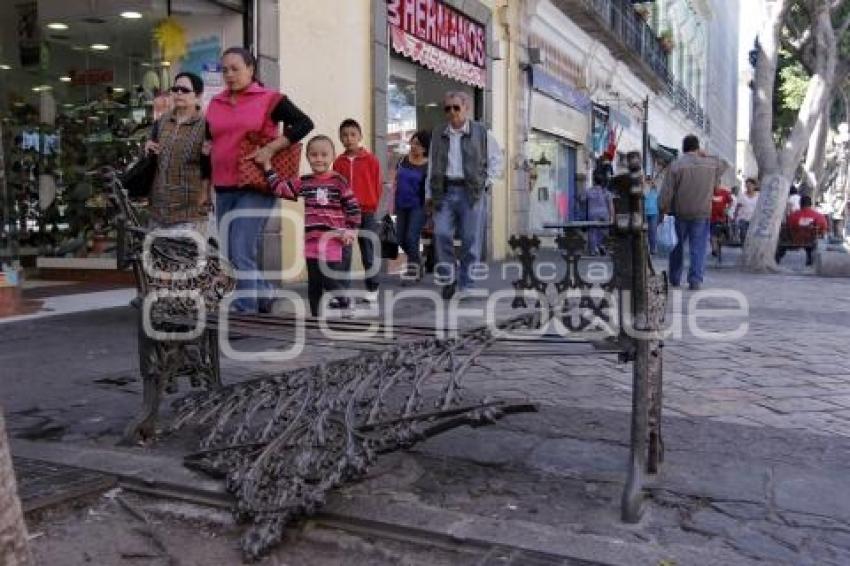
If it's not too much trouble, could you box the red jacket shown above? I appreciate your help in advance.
[710,188,732,223]
[333,148,382,213]
[788,207,828,235]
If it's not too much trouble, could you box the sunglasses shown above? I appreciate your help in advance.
[444,104,462,113]
[170,86,193,94]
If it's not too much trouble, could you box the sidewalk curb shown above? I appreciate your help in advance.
[11,439,759,566]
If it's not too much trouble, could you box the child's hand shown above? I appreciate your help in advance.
[340,229,356,245]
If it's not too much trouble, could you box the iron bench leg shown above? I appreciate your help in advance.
[121,313,169,444]
[622,337,650,522]
[122,314,222,445]
[647,341,664,474]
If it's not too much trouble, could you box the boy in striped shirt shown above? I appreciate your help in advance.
[263,135,361,317]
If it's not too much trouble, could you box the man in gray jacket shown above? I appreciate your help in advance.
[426,91,503,299]
[660,135,728,290]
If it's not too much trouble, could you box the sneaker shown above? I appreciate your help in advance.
[363,290,379,303]
[688,282,701,291]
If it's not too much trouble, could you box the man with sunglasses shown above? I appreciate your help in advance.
[426,91,503,299]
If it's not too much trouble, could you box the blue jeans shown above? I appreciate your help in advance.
[434,186,485,289]
[669,217,710,287]
[215,189,277,312]
[646,214,658,254]
[395,206,426,265]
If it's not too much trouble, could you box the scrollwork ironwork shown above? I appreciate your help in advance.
[171,315,540,561]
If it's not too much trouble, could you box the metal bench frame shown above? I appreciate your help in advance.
[509,169,668,523]
[110,167,667,558]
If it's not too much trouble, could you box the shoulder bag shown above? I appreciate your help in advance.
[237,93,303,192]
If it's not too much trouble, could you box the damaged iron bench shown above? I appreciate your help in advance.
[110,164,668,560]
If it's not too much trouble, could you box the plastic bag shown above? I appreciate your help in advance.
[656,215,678,254]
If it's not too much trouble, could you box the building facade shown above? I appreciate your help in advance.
[509,0,740,238]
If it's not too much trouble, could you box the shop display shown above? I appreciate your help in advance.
[1,104,152,262]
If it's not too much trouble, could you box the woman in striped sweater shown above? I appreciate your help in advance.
[263,135,361,317]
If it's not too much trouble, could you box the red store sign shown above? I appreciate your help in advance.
[387,0,487,88]
[70,69,114,86]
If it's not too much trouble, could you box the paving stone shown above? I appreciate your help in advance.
[415,428,540,467]
[668,399,779,419]
[774,466,850,522]
[725,528,802,563]
[710,501,769,521]
[754,385,833,399]
[815,395,850,409]
[694,388,766,402]
[757,398,844,414]
[527,438,630,482]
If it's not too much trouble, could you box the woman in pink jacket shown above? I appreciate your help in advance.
[206,47,313,313]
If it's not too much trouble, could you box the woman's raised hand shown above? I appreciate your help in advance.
[144,140,161,155]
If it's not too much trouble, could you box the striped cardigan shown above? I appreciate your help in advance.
[266,170,361,261]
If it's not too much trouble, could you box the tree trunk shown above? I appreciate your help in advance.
[0,410,32,566]
[805,104,829,201]
[741,173,792,270]
[744,0,837,271]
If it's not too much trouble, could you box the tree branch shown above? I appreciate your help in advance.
[836,7,850,36]
[752,0,792,175]
[780,1,838,177]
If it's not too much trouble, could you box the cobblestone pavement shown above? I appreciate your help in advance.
[3,247,850,564]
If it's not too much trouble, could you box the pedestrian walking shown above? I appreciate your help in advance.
[659,134,728,290]
[735,178,759,245]
[206,46,314,313]
[333,119,383,304]
[144,72,211,234]
[709,185,733,258]
[263,135,360,317]
[426,91,503,299]
[643,175,660,254]
[787,185,801,215]
[585,170,615,255]
[394,130,430,282]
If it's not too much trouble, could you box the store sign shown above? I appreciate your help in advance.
[70,69,114,86]
[387,0,487,88]
[531,69,591,114]
[530,92,589,144]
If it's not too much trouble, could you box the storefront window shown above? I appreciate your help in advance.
[0,1,243,269]
[526,132,577,232]
[387,55,477,170]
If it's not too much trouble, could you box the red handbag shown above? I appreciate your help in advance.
[237,94,302,192]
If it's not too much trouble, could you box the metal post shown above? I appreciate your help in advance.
[622,152,649,522]
[642,96,649,175]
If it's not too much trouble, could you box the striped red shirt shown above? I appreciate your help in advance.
[268,171,361,261]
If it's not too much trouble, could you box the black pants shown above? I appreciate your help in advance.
[306,258,345,316]
[341,212,380,294]
[775,246,814,266]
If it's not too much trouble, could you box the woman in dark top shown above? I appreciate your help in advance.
[394,130,430,281]
[144,72,211,231]
[206,47,314,313]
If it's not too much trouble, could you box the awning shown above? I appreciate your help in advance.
[649,136,678,163]
[390,25,486,88]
